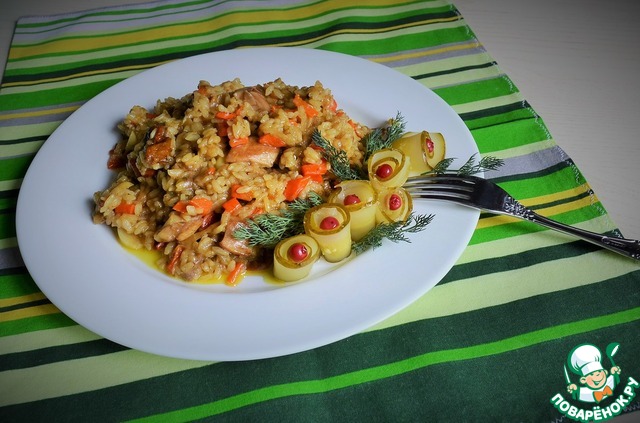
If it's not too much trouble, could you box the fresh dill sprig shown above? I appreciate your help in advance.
[233,192,324,248]
[426,154,504,176]
[456,154,504,176]
[430,157,456,175]
[362,112,406,161]
[351,213,434,255]
[312,112,407,182]
[311,130,366,181]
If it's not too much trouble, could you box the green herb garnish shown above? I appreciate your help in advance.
[312,112,406,182]
[428,153,504,176]
[233,192,324,248]
[351,213,434,255]
[362,112,406,161]
[311,130,365,181]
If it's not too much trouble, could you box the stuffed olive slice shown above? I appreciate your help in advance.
[328,180,377,241]
[391,131,447,174]
[303,204,352,263]
[367,148,411,190]
[273,234,321,282]
[391,131,432,174]
[376,187,413,224]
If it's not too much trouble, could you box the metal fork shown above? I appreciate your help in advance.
[404,174,640,260]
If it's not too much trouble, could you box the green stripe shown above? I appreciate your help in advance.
[0,313,77,337]
[0,338,129,371]
[0,156,34,182]
[0,80,119,111]
[0,272,39,299]
[433,75,518,106]
[500,164,586,198]
[472,118,551,154]
[129,307,640,421]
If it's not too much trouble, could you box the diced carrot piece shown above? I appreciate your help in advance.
[166,245,185,275]
[222,197,242,214]
[284,176,311,201]
[229,137,249,148]
[172,201,189,213]
[173,197,214,215]
[308,174,323,183]
[226,261,246,286]
[258,133,286,148]
[216,122,228,137]
[215,111,236,120]
[301,161,328,176]
[230,184,254,201]
[114,202,136,214]
[206,167,217,175]
[293,94,319,118]
[189,197,214,215]
[328,97,338,112]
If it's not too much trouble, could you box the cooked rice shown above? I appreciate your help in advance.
[93,78,370,283]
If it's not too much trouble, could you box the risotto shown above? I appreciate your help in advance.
[93,78,371,284]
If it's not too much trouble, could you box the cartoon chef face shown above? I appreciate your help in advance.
[581,369,609,390]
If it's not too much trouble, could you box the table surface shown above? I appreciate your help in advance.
[1,1,638,421]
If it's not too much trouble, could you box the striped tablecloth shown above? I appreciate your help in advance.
[2,1,639,421]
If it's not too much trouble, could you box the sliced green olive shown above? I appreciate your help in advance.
[273,234,320,282]
[367,148,410,191]
[303,204,352,263]
[376,187,413,224]
[328,180,377,241]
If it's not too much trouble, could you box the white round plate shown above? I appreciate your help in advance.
[16,47,479,361]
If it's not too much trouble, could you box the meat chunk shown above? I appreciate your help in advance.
[220,220,255,257]
[225,138,279,167]
[155,212,204,243]
[232,86,271,114]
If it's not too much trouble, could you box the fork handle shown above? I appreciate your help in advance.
[523,210,640,260]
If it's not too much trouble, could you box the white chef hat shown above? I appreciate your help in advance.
[569,344,604,376]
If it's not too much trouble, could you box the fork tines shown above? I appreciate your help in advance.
[403,174,476,202]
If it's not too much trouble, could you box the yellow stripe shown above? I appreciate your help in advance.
[0,303,61,323]
[0,292,46,308]
[476,188,597,229]
[9,0,413,60]
[0,105,78,121]
[373,40,478,64]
